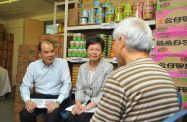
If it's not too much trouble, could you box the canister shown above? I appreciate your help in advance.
[94,0,100,8]
[88,9,96,24]
[105,14,114,23]
[80,9,89,17]
[79,17,88,25]
[114,6,123,22]
[143,0,154,20]
[123,3,133,18]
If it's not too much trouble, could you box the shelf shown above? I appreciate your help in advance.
[66,57,117,63]
[67,20,155,31]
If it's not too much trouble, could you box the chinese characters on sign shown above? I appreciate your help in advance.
[157,40,187,46]
[165,16,187,24]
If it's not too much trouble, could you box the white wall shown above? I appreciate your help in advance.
[3,19,24,86]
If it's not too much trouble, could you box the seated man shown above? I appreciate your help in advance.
[19,40,71,122]
[91,17,179,122]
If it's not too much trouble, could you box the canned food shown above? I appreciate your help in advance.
[79,17,88,25]
[114,6,123,22]
[105,14,114,23]
[143,1,154,20]
[94,0,100,8]
[88,9,96,24]
[80,9,89,17]
[105,5,114,14]
[96,14,104,24]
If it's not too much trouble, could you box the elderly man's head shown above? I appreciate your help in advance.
[113,17,153,65]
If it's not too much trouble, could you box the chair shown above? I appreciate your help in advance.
[163,110,187,122]
[162,91,185,122]
[176,91,182,109]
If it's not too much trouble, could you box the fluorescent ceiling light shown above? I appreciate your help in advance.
[0,0,19,5]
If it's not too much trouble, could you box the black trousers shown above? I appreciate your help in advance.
[66,100,93,122]
[66,113,94,122]
[19,93,71,122]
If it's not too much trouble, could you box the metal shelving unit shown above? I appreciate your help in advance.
[54,0,156,63]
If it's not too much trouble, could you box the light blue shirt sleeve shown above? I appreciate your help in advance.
[20,63,34,102]
[57,60,71,103]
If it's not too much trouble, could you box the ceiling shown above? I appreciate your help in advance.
[0,0,64,19]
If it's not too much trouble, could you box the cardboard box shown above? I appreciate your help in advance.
[157,0,187,10]
[1,41,7,50]
[156,7,187,28]
[18,55,36,62]
[18,45,37,55]
[150,54,187,78]
[0,58,7,68]
[4,33,14,41]
[173,77,187,87]
[0,24,4,33]
[1,49,8,58]
[82,0,94,10]
[15,93,23,103]
[68,8,80,26]
[0,32,3,41]
[153,31,187,54]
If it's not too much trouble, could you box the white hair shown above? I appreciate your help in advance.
[113,17,152,53]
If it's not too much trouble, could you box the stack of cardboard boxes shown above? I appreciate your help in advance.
[0,24,14,86]
[151,0,187,109]
[71,64,81,88]
[14,45,37,122]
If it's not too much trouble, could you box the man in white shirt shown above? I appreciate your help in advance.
[19,40,71,122]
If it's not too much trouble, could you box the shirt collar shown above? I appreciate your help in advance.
[40,58,56,68]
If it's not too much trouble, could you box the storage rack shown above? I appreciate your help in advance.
[53,0,156,63]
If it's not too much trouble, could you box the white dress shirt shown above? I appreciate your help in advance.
[20,58,71,103]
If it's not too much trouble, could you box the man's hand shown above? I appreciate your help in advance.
[46,102,60,113]
[25,100,37,113]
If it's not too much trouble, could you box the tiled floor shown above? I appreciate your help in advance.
[0,93,14,122]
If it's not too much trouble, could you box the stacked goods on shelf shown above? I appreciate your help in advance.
[97,34,108,57]
[0,24,14,86]
[97,34,113,58]
[151,0,187,109]
[69,0,157,26]
[14,45,37,122]
[67,33,115,59]
[71,64,81,88]
[67,33,87,58]
[110,39,116,58]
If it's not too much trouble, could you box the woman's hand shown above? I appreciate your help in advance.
[72,104,82,115]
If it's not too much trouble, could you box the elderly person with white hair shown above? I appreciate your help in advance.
[90,17,179,122]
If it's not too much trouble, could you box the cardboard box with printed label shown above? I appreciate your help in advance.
[154,29,187,54]
[156,7,187,28]
[150,54,187,78]
[157,0,187,10]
